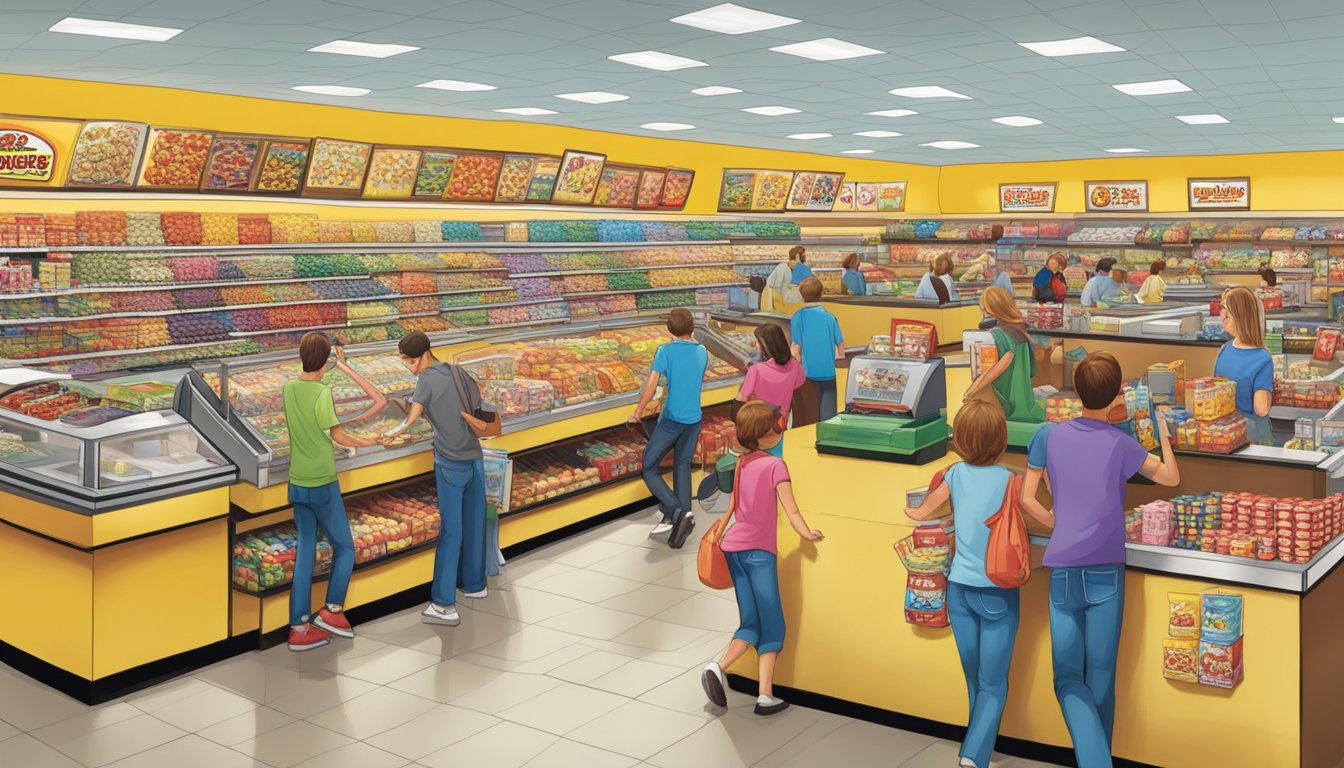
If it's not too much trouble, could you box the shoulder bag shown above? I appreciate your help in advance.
[698,453,752,590]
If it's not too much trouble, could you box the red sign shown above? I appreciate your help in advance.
[1189,177,1250,210]
[0,127,56,182]
[999,183,1056,212]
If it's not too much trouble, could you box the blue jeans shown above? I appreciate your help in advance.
[948,582,1021,768]
[641,417,701,522]
[725,549,785,654]
[289,481,355,628]
[433,459,488,607]
[812,378,838,421]
[1049,564,1125,768]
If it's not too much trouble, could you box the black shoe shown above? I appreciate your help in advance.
[668,512,696,549]
[701,663,727,708]
[754,696,790,716]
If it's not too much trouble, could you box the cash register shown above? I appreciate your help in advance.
[816,322,949,464]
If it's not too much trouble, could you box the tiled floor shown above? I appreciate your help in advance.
[0,507,1061,768]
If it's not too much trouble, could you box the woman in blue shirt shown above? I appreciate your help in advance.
[1080,258,1123,307]
[1214,286,1275,444]
[841,253,866,296]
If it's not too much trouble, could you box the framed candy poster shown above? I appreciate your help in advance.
[0,115,82,189]
[877,182,907,211]
[524,156,561,202]
[494,154,537,203]
[1085,179,1148,212]
[594,165,641,208]
[362,145,423,199]
[199,134,266,193]
[411,150,458,198]
[750,170,792,212]
[442,151,504,202]
[999,182,1056,213]
[66,121,148,189]
[635,168,667,209]
[252,138,311,195]
[1189,177,1250,211]
[785,171,818,211]
[805,172,846,211]
[718,169,759,212]
[855,182,880,211]
[551,149,607,205]
[836,182,856,211]
[660,168,694,209]
[302,137,373,197]
[135,126,214,190]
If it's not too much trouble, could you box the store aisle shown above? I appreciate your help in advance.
[0,507,1060,768]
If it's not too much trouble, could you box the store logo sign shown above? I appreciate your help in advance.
[1000,182,1056,213]
[1188,177,1250,211]
[1085,180,1148,212]
[0,128,56,182]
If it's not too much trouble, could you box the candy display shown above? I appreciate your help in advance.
[138,128,213,189]
[125,212,165,246]
[76,210,127,247]
[444,153,503,202]
[525,157,560,202]
[305,139,372,192]
[414,152,457,197]
[751,172,792,212]
[363,147,420,199]
[661,169,693,208]
[552,151,605,205]
[202,135,262,191]
[494,154,536,202]
[67,121,146,187]
[636,169,666,209]
[254,140,309,193]
[594,167,640,207]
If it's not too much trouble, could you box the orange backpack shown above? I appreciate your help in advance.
[930,465,1030,589]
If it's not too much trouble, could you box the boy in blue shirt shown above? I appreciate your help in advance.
[790,277,846,421]
[630,308,708,549]
[789,246,813,285]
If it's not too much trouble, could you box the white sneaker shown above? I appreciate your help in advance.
[421,603,460,626]
[460,588,488,599]
[650,521,674,536]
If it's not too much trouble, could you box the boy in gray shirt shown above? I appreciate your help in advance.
[383,332,500,626]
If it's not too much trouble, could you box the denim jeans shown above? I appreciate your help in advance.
[641,417,701,522]
[288,481,355,628]
[1049,564,1125,768]
[725,549,785,654]
[812,378,838,421]
[947,582,1021,768]
[432,459,488,607]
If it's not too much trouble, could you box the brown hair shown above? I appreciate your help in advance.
[755,323,791,366]
[979,286,1026,330]
[842,253,861,271]
[1221,286,1266,348]
[932,254,954,277]
[735,399,782,451]
[1258,266,1277,287]
[953,398,1007,466]
[398,331,432,359]
[799,276,824,302]
[1046,252,1067,271]
[1111,266,1128,281]
[1150,259,1166,275]
[667,307,694,337]
[1094,257,1116,275]
[1074,352,1123,410]
[299,332,331,373]
[789,246,806,263]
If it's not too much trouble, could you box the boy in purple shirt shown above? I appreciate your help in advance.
[1022,352,1180,768]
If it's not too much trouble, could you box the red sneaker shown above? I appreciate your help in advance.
[288,624,330,652]
[314,608,354,639]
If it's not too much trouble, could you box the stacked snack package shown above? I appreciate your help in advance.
[1140,500,1173,546]
[894,520,953,628]
[694,415,738,466]
[1162,592,1201,684]
[1163,377,1246,454]
[1199,592,1244,689]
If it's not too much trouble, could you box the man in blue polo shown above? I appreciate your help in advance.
[630,308,708,549]
[790,277,846,421]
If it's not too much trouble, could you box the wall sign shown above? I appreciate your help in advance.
[1000,182,1056,213]
[1189,177,1251,211]
[878,181,907,212]
[1085,180,1148,212]
[0,127,57,182]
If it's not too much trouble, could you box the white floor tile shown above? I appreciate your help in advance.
[471,625,585,663]
[30,702,143,747]
[364,704,499,761]
[587,658,686,698]
[468,586,590,623]
[132,679,260,732]
[636,668,728,721]
[40,713,185,768]
[651,706,845,768]
[320,644,442,685]
[0,734,85,768]
[231,720,354,768]
[496,682,628,736]
[0,718,17,741]
[306,686,437,740]
[611,619,710,651]
[445,669,564,715]
[0,666,106,731]
[417,721,557,768]
[290,740,408,768]
[523,738,640,768]
[387,659,508,704]
[567,699,707,760]
[523,568,647,603]
[537,604,647,640]
[502,559,578,588]
[263,672,379,719]
[102,734,269,768]
[547,650,634,685]
[760,719,936,768]
[405,609,528,659]
[599,584,698,617]
[455,642,592,675]
[548,539,638,569]
[588,546,691,582]
[195,707,295,747]
[194,657,300,704]
[651,592,743,633]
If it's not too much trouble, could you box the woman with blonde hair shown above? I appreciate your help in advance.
[1215,286,1274,444]
[963,286,1045,422]
[914,253,959,303]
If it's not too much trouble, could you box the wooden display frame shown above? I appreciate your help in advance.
[634,167,667,210]
[135,126,216,191]
[1084,179,1149,213]
[785,170,846,212]
[593,164,643,209]
[440,150,506,203]
[550,149,607,206]
[410,149,460,199]
[494,153,538,203]
[361,144,425,200]
[659,167,695,210]
[999,182,1057,213]
[1188,177,1251,212]
[64,120,149,189]
[521,155,562,204]
[198,134,269,194]
[301,137,373,198]
[251,138,312,196]
[876,181,907,212]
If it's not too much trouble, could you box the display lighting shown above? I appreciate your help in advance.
[494,107,558,116]
[1177,114,1230,125]
[641,122,696,131]
[742,106,801,116]
[1113,79,1192,96]
[888,86,971,100]
[291,85,370,96]
[608,51,708,71]
[770,38,885,61]
[670,4,800,34]
[555,92,629,104]
[415,80,497,92]
[921,140,979,149]
[993,116,1043,127]
[48,17,183,41]
[308,40,419,58]
[1019,36,1125,57]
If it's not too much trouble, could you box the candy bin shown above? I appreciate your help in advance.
[1141,500,1173,546]
[76,211,127,246]
[269,213,319,244]
[413,220,443,242]
[124,212,164,246]
[1045,394,1081,423]
[374,221,414,243]
[160,212,203,246]
[236,213,271,244]
[351,221,377,242]
[318,220,352,243]
[1185,377,1237,421]
[44,213,77,246]
[456,352,516,381]
[1197,414,1248,454]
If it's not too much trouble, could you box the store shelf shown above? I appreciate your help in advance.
[509,261,739,278]
[0,274,504,300]
[882,237,998,245]
[233,536,440,598]
[1000,238,1193,249]
[226,311,441,337]
[0,239,730,255]
[563,282,744,298]
[0,339,243,367]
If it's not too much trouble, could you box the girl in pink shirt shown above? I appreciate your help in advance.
[737,323,806,458]
[702,400,824,717]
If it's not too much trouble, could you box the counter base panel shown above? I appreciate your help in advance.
[814,442,948,465]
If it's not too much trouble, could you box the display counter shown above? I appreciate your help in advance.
[823,296,981,350]
[728,420,1344,768]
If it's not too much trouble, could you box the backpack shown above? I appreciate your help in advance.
[930,464,1031,589]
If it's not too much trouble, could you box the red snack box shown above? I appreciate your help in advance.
[1198,638,1244,689]
[1314,327,1342,362]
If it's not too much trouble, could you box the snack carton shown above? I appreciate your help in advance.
[1163,638,1200,683]
[1201,591,1244,644]
[1199,638,1244,689]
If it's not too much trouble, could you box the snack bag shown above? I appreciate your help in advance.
[1201,592,1244,644]
[1199,639,1244,689]
[904,571,948,627]
[895,519,954,628]
[1168,593,1201,639]
[1163,638,1200,683]
[1314,326,1342,362]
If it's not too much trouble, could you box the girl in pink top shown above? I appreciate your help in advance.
[737,323,806,458]
[702,400,824,717]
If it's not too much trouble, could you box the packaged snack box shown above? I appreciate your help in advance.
[1199,638,1244,689]
[1163,638,1200,683]
[1201,591,1244,644]
[1168,592,1201,639]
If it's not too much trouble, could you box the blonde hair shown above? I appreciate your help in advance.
[953,399,1007,466]
[932,254,954,277]
[1221,286,1266,349]
[980,286,1025,329]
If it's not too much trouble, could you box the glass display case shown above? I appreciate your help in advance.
[0,370,234,510]
[697,313,792,372]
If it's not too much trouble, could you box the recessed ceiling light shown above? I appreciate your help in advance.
[993,116,1043,127]
[291,85,370,96]
[609,50,708,71]
[1019,36,1125,57]
[1112,79,1192,96]
[555,91,629,104]
[921,140,979,149]
[743,106,801,116]
[842,149,876,154]
[48,16,182,41]
[787,133,832,140]
[642,122,696,131]
[1104,147,1149,153]
[670,3,800,34]
[416,79,497,92]
[308,40,419,58]
[494,107,558,116]
[1332,117,1344,124]
[866,109,919,118]
[770,38,885,61]
[853,130,902,138]
[692,86,743,96]
[1176,113,1229,124]
[889,86,971,100]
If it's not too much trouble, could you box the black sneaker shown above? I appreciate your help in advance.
[754,696,790,716]
[668,512,696,549]
[702,663,727,708]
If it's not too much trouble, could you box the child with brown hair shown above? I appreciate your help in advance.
[790,277,846,421]
[915,253,959,303]
[701,399,823,717]
[1136,259,1167,304]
